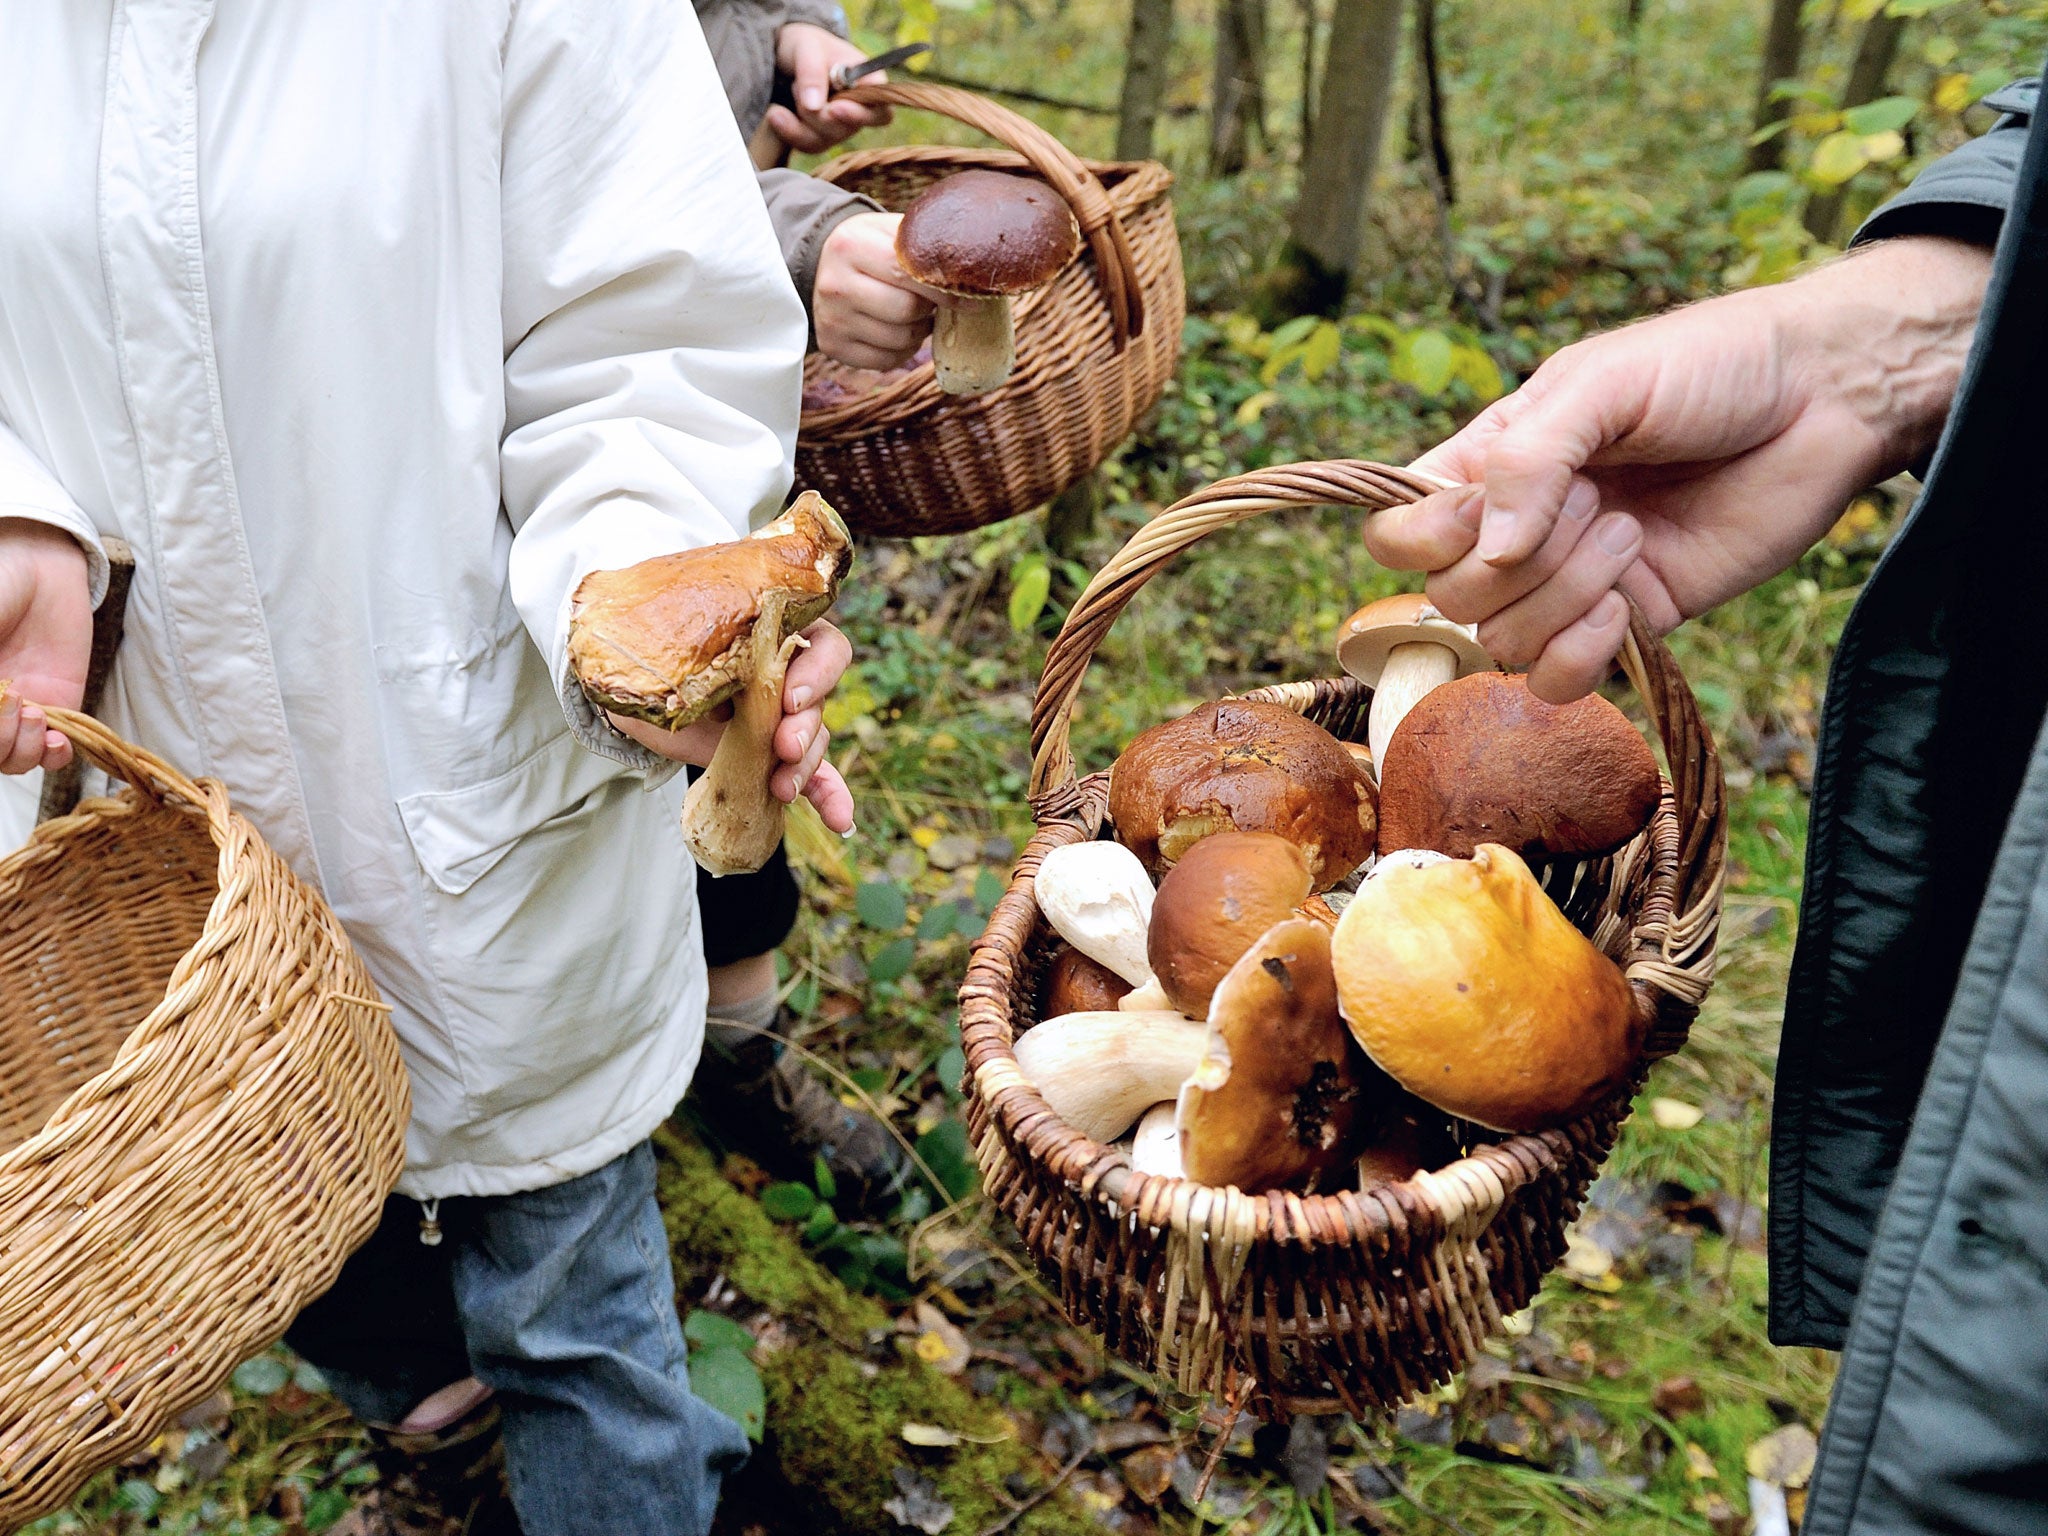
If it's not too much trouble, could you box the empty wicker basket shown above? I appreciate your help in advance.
[0,710,409,1527]
[961,461,1725,1417]
[795,81,1184,538]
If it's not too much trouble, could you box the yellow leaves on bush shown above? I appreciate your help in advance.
[1934,71,1976,113]
[1809,131,1873,186]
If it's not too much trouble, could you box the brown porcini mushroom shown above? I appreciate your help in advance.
[1011,1010,1209,1143]
[895,170,1082,395]
[1147,831,1314,1018]
[1042,945,1134,1017]
[569,492,852,876]
[1336,593,1493,773]
[1108,699,1377,887]
[1375,671,1662,860]
[1329,843,1643,1133]
[1175,918,1370,1191]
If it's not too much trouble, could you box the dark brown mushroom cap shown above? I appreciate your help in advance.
[1041,945,1134,1017]
[1148,832,1314,1019]
[568,493,851,732]
[1108,699,1377,887]
[894,171,1082,298]
[1375,672,1661,860]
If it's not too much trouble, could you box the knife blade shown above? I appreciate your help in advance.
[830,41,933,91]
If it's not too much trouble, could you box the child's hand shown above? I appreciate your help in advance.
[0,518,92,774]
[769,24,894,154]
[606,619,855,833]
[813,213,941,372]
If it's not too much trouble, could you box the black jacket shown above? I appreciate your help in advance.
[1770,76,2048,1531]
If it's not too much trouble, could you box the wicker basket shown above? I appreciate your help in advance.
[795,81,1184,538]
[0,711,409,1527]
[961,461,1725,1417]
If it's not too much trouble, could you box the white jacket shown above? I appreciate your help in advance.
[0,1,807,1197]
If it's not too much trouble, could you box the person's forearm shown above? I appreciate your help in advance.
[1774,236,1994,477]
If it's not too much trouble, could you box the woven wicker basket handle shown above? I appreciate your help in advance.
[34,705,212,811]
[1026,460,1725,926]
[831,80,1145,350]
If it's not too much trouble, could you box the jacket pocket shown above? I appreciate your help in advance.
[395,729,624,895]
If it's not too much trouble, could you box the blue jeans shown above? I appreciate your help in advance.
[288,1141,748,1536]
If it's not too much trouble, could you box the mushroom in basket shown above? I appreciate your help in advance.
[1108,699,1377,887]
[567,492,852,876]
[1336,593,1494,774]
[1375,671,1661,861]
[1146,831,1314,1019]
[1331,842,1644,1133]
[896,170,1082,395]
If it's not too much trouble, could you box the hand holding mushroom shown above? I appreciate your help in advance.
[568,493,857,873]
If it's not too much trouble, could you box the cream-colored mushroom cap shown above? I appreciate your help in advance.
[1335,593,1491,687]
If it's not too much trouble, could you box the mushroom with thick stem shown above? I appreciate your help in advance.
[1174,918,1372,1191]
[1146,831,1314,1019]
[895,170,1082,395]
[1129,1102,1184,1178]
[1375,671,1662,860]
[1032,840,1157,989]
[1330,843,1645,1133]
[1042,945,1133,1017]
[1108,699,1377,888]
[1011,1011,1210,1143]
[1336,593,1493,775]
[568,492,852,876]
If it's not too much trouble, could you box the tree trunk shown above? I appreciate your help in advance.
[1801,8,1907,241]
[1744,0,1806,174]
[1296,0,1321,155]
[1262,0,1407,318]
[1210,0,1269,175]
[1116,0,1178,161]
[1412,0,1453,205]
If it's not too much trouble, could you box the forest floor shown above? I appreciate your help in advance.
[31,0,2048,1533]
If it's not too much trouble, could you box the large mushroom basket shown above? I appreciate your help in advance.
[795,81,1183,539]
[959,461,1726,1417]
[0,712,409,1527]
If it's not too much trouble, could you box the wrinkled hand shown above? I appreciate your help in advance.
[0,518,92,774]
[768,23,893,154]
[1366,236,1993,702]
[813,212,943,371]
[608,618,855,833]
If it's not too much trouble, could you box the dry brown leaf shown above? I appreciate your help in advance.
[1650,1097,1705,1130]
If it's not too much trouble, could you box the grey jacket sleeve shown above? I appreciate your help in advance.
[1854,80,2037,249]
[759,169,882,323]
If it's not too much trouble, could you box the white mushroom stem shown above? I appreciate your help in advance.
[932,297,1016,395]
[682,596,800,877]
[1119,978,1174,1013]
[1034,841,1157,988]
[1366,640,1462,774]
[1130,1103,1184,1178]
[1012,1011,1208,1143]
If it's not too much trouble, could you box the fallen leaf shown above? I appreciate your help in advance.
[1119,1443,1176,1504]
[900,1423,961,1448]
[1746,1422,1819,1488]
[1650,1097,1705,1130]
[1562,1232,1623,1291]
[1701,1493,1744,1536]
[882,1466,955,1534]
[1652,1375,1706,1418]
[911,1301,972,1376]
[1684,1442,1719,1481]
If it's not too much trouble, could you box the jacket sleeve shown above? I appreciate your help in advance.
[760,168,882,318]
[1855,80,2037,249]
[0,418,110,610]
[498,0,808,768]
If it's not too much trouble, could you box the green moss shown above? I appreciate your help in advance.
[655,1126,1098,1536]
[653,1125,884,1341]
[765,1352,1101,1536]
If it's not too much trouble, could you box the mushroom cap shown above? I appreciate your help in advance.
[1176,918,1370,1191]
[1108,699,1377,887]
[895,170,1082,299]
[1147,832,1314,1018]
[1376,672,1662,859]
[1329,843,1644,1133]
[1042,945,1134,1017]
[1336,593,1491,688]
[569,492,851,731]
